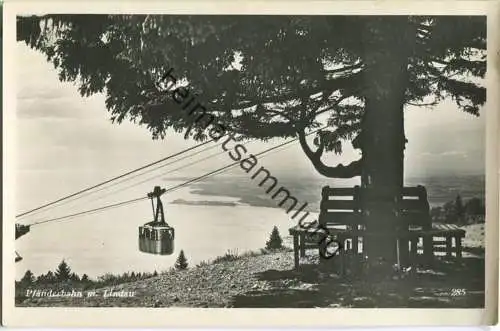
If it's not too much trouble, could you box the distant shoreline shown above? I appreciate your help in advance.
[167,174,485,212]
[170,199,238,207]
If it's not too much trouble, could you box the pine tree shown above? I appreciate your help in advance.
[36,274,45,283]
[55,259,72,281]
[20,270,35,285]
[465,197,485,216]
[81,274,89,282]
[70,272,81,282]
[47,271,56,283]
[175,250,189,270]
[266,226,283,250]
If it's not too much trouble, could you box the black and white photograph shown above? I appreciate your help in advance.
[3,0,498,327]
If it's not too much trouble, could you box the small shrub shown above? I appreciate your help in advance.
[212,249,240,264]
[175,250,189,270]
[266,226,283,250]
[196,260,211,268]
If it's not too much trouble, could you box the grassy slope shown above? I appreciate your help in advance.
[18,225,485,308]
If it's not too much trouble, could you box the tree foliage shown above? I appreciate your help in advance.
[266,226,283,250]
[37,270,56,283]
[55,259,72,281]
[21,270,35,285]
[16,15,486,178]
[465,197,485,216]
[175,250,189,270]
[431,195,485,224]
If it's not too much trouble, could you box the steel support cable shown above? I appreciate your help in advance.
[163,138,298,196]
[18,140,229,220]
[28,196,148,227]
[25,141,296,228]
[121,125,326,198]
[161,137,303,196]
[16,139,217,218]
[21,126,325,228]
[16,114,288,218]
[85,139,256,205]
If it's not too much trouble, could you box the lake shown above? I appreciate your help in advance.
[15,174,485,280]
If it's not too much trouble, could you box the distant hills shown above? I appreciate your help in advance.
[164,173,485,211]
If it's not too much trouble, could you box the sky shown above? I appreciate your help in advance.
[15,42,486,212]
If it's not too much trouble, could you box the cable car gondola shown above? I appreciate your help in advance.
[138,186,175,255]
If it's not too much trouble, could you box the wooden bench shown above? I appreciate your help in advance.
[289,186,364,271]
[391,186,465,265]
[407,223,466,261]
[289,185,466,270]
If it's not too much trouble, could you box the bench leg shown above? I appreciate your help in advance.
[399,238,410,266]
[446,236,453,258]
[299,232,306,258]
[455,236,462,259]
[410,238,418,262]
[423,235,433,267]
[353,236,359,255]
[319,235,328,265]
[345,239,351,252]
[410,238,418,259]
[293,235,299,269]
[340,248,345,276]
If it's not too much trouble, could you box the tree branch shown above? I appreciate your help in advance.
[406,100,438,107]
[297,127,362,178]
[324,62,364,77]
[263,108,295,122]
[307,94,352,121]
[232,70,364,111]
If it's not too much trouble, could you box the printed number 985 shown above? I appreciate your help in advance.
[450,288,467,296]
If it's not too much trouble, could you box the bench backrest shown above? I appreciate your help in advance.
[318,186,362,227]
[397,185,432,229]
[318,185,432,229]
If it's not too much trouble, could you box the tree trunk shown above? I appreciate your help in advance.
[360,18,414,267]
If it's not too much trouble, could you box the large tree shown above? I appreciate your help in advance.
[17,15,486,263]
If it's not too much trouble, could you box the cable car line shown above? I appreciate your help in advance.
[22,139,292,228]
[15,138,218,218]
[20,127,324,228]
[19,139,233,220]
[85,139,256,205]
[16,113,289,219]
[28,196,148,227]
[161,137,300,196]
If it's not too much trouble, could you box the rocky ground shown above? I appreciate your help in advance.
[18,245,485,308]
